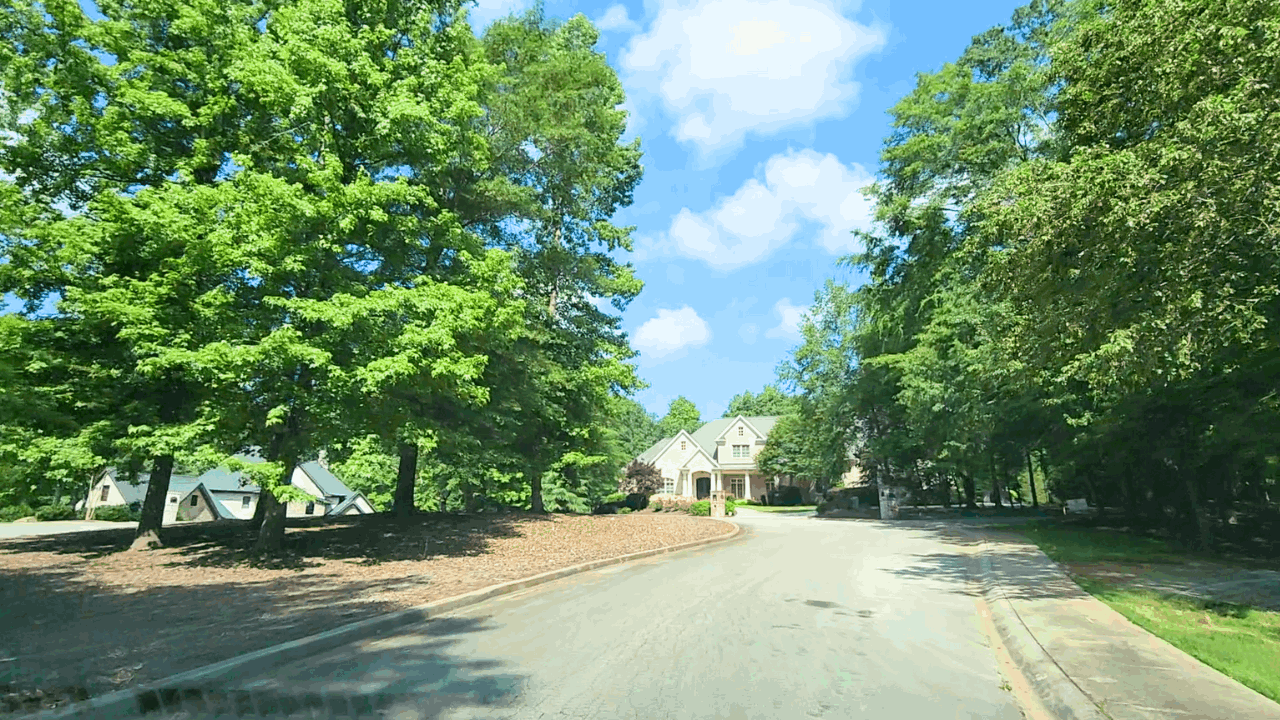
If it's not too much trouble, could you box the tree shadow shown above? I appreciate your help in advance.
[0,565,526,718]
[0,512,561,570]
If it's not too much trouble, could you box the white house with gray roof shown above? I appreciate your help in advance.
[82,455,375,523]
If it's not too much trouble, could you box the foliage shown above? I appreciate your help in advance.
[0,504,35,522]
[92,505,140,523]
[723,386,799,417]
[619,460,663,495]
[604,492,628,504]
[689,500,710,516]
[617,507,631,515]
[650,499,663,511]
[656,396,702,438]
[33,504,77,521]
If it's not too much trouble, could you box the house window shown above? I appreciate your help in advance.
[732,444,749,458]
[190,495,199,507]
[738,426,743,436]
[305,502,315,515]
[169,496,177,504]
[241,496,251,509]
[100,485,110,502]
[680,441,686,451]
[765,478,776,493]
[663,477,675,495]
[730,476,745,498]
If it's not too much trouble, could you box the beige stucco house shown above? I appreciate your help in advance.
[634,415,863,502]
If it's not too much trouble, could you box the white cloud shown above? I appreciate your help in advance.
[634,149,876,270]
[621,0,885,158]
[595,4,640,32]
[765,298,809,340]
[633,306,711,360]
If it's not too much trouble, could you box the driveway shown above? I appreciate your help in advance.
[206,512,1022,719]
[0,520,136,540]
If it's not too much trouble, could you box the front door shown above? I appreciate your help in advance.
[696,477,711,499]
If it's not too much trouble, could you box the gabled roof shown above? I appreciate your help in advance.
[106,470,202,505]
[689,416,782,459]
[299,461,356,500]
[328,492,373,515]
[636,436,675,464]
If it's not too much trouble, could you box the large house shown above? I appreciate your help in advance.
[82,456,375,523]
[634,415,861,502]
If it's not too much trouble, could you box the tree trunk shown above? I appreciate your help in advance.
[1182,467,1214,553]
[961,472,977,509]
[253,460,295,555]
[393,442,418,517]
[1026,450,1039,509]
[989,451,1003,509]
[1037,449,1052,504]
[131,455,175,551]
[530,469,545,513]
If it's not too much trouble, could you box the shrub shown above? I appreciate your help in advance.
[650,500,663,511]
[0,504,35,523]
[618,507,632,514]
[619,460,663,496]
[92,505,140,522]
[623,492,649,510]
[34,505,77,521]
[689,500,710,516]
[726,499,737,516]
[767,485,804,506]
[604,492,628,504]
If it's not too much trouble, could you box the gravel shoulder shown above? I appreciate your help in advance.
[0,511,731,714]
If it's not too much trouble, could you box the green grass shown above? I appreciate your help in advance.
[1004,522,1280,702]
[1076,578,1280,703]
[997,522,1187,564]
[738,504,817,514]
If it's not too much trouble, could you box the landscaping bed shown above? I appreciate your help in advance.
[0,512,733,714]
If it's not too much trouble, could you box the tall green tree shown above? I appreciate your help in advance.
[656,396,701,438]
[723,385,799,417]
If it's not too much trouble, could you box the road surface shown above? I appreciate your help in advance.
[211,511,1023,719]
[0,519,136,540]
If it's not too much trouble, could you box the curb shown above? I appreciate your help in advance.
[43,518,743,719]
[963,530,1109,720]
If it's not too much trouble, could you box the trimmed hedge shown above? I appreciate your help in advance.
[689,500,710,516]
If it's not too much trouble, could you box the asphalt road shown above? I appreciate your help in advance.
[222,510,1023,720]
[0,519,136,539]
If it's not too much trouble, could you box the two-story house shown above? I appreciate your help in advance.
[635,415,783,501]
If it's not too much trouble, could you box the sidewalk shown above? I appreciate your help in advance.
[974,532,1280,720]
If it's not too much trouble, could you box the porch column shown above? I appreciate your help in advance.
[686,473,694,498]
[744,471,750,500]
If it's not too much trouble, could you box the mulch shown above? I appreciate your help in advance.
[0,511,732,715]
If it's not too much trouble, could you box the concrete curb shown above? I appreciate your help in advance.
[43,518,743,719]
[962,530,1109,720]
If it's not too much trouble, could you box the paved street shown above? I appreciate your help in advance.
[216,511,1022,719]
[0,519,135,540]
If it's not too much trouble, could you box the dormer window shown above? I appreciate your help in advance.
[681,441,687,451]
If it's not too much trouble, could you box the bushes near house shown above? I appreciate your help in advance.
[766,486,804,506]
[689,500,710,516]
[604,492,627,504]
[618,507,632,514]
[0,504,35,522]
[92,505,141,522]
[33,505,77,521]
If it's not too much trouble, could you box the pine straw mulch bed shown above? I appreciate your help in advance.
[0,511,733,715]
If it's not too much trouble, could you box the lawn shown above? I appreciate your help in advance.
[737,505,817,514]
[993,521,1188,564]
[1003,522,1280,703]
[1076,578,1280,703]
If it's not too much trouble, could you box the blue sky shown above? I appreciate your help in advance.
[5,0,1025,421]
[488,0,1024,419]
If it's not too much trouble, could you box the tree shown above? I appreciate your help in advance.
[657,396,701,438]
[619,460,663,496]
[607,395,662,460]
[723,385,799,417]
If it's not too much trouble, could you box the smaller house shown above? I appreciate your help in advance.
[83,456,374,523]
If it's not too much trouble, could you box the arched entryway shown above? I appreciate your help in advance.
[692,471,711,499]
